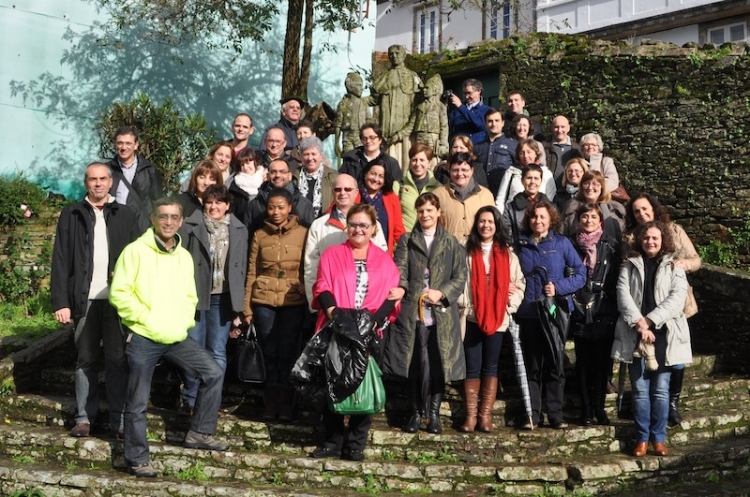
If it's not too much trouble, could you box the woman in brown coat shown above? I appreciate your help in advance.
[244,187,308,421]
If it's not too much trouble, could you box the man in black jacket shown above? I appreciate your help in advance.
[107,126,164,233]
[51,162,139,438]
[244,158,314,234]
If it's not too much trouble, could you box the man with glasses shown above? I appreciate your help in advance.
[303,174,387,310]
[261,126,301,171]
[109,198,228,478]
[244,158,314,234]
[447,78,493,145]
[260,96,306,153]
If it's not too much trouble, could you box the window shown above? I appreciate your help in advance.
[416,7,439,54]
[490,1,511,40]
[708,22,747,44]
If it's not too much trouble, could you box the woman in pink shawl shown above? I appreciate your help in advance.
[309,203,401,462]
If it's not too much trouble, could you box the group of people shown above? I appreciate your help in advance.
[51,86,700,477]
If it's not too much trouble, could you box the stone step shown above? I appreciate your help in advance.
[0,422,750,496]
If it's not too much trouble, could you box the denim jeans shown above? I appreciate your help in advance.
[629,331,671,443]
[182,293,233,408]
[253,305,305,385]
[73,300,128,430]
[124,332,223,466]
[464,320,504,378]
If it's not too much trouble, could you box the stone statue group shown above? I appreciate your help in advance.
[334,45,447,167]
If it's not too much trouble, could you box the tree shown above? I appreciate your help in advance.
[91,0,364,100]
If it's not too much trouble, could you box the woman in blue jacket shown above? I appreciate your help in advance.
[516,200,586,429]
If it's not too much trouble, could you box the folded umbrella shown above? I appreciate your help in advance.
[508,317,534,429]
[532,266,567,378]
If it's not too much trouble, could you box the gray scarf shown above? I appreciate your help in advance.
[450,177,477,202]
[203,213,231,293]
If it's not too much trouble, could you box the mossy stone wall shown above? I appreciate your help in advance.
[378,34,750,248]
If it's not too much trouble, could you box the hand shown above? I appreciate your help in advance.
[508,282,519,297]
[672,259,687,270]
[325,306,336,320]
[243,315,253,325]
[55,308,72,324]
[229,327,242,339]
[639,327,656,344]
[388,287,405,301]
[449,94,462,107]
[422,289,444,306]
[543,283,556,297]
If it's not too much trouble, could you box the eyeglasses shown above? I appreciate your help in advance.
[266,139,285,145]
[361,135,380,142]
[347,222,372,230]
[269,170,289,176]
[333,187,356,193]
[156,214,182,222]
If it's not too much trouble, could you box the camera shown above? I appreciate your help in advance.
[442,89,453,102]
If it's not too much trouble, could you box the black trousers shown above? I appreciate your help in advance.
[574,333,612,414]
[518,317,565,424]
[321,408,372,453]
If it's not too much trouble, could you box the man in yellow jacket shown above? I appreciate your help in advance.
[110,198,228,477]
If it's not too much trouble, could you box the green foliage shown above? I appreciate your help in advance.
[10,490,45,497]
[698,219,750,269]
[0,229,52,311]
[0,174,48,229]
[380,448,399,461]
[176,462,209,481]
[0,289,58,340]
[0,379,16,397]
[356,474,381,495]
[705,473,721,483]
[94,93,216,194]
[11,454,35,464]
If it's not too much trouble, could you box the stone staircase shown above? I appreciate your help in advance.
[0,331,748,496]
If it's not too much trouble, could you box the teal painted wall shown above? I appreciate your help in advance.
[0,0,376,197]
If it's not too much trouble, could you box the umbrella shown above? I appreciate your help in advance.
[507,317,534,430]
[416,294,431,418]
[617,361,627,417]
[532,266,568,378]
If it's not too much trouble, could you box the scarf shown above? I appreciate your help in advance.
[524,192,541,205]
[203,213,231,293]
[471,243,510,335]
[450,177,477,202]
[298,166,324,217]
[576,227,603,278]
[234,167,265,197]
[566,183,579,197]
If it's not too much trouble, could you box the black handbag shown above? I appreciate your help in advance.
[234,323,266,383]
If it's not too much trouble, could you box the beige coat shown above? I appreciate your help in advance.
[433,182,494,244]
[459,247,526,332]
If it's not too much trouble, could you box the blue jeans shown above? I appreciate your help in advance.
[183,293,233,408]
[253,305,305,385]
[124,333,223,466]
[73,300,128,430]
[629,331,671,443]
[464,320,504,378]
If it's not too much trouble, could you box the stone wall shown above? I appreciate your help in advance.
[385,35,750,256]
[689,265,750,374]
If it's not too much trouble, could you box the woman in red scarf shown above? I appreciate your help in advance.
[460,206,525,432]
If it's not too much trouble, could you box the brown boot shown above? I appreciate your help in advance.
[477,376,498,433]
[459,379,481,432]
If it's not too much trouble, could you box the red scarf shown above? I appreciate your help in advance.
[471,243,511,335]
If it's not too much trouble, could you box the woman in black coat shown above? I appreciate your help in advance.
[569,202,620,426]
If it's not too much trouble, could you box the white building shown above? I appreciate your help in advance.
[375,0,750,55]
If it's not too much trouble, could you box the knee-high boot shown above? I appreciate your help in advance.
[668,368,685,427]
[426,389,444,434]
[460,379,481,432]
[477,376,498,433]
[402,375,422,433]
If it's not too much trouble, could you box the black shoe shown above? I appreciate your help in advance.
[595,409,610,426]
[130,462,157,478]
[402,412,421,433]
[310,446,341,459]
[580,416,592,426]
[425,392,443,434]
[343,449,365,461]
[549,419,568,430]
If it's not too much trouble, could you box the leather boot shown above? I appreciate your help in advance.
[262,384,279,421]
[426,392,443,434]
[477,376,498,433]
[668,368,685,427]
[278,386,296,422]
[460,379,481,433]
[402,377,422,433]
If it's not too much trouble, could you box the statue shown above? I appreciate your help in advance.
[396,74,449,159]
[371,44,423,171]
[334,72,370,162]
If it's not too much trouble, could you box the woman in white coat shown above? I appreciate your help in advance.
[611,221,692,458]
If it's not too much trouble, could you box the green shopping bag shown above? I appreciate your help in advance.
[330,357,386,415]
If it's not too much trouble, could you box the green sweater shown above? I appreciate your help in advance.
[110,229,198,344]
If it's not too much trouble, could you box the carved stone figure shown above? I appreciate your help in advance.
[334,72,370,162]
[371,44,423,170]
[398,74,449,158]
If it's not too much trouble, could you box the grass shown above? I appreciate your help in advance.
[0,291,59,340]
[176,463,209,481]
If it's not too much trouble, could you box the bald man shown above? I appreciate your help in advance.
[544,115,581,182]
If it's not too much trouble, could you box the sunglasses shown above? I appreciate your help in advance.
[333,187,356,193]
